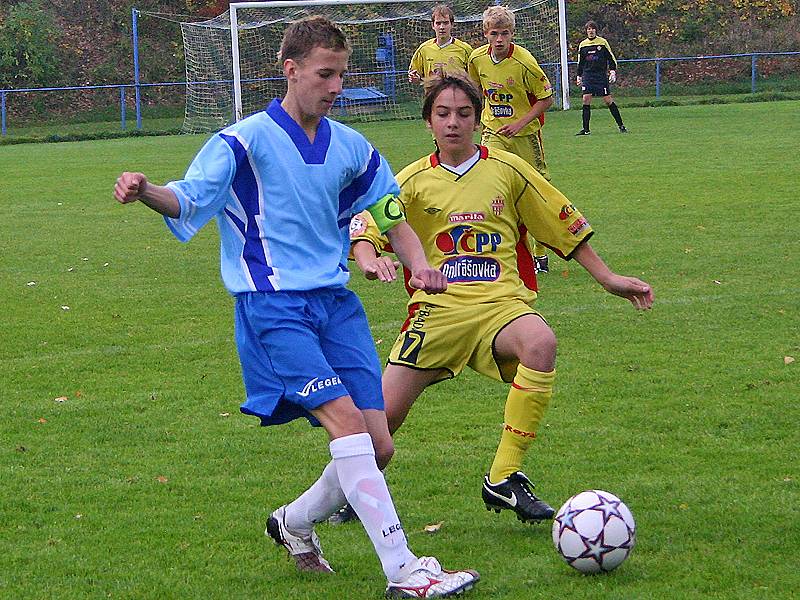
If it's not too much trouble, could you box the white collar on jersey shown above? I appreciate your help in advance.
[439,147,481,175]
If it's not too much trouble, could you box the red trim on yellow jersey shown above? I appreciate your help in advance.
[526,93,546,126]
[400,302,421,333]
[515,224,538,292]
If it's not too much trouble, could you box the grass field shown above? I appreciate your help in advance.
[1,101,799,599]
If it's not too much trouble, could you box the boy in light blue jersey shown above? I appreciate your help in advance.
[113,16,478,599]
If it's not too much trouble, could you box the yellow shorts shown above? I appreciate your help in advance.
[388,300,543,384]
[481,129,550,181]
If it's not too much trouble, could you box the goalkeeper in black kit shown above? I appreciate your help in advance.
[575,20,627,135]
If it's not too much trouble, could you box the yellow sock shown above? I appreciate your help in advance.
[489,365,555,484]
[533,241,547,257]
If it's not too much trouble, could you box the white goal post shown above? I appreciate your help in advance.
[181,0,569,133]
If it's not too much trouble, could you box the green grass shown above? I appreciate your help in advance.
[3,75,800,143]
[1,101,799,599]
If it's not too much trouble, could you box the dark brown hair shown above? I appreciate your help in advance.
[422,72,482,126]
[278,16,351,63]
[585,20,598,32]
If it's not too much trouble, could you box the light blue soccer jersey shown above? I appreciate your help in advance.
[165,99,399,294]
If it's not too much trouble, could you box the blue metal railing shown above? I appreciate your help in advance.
[1,51,798,136]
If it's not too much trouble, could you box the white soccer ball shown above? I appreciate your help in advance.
[552,489,636,574]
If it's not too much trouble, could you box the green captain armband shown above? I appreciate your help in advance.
[367,194,405,234]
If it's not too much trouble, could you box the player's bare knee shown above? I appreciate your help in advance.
[521,325,557,370]
[374,440,395,470]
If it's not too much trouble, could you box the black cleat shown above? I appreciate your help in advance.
[575,129,591,136]
[327,503,359,525]
[534,255,549,274]
[482,472,555,523]
[619,126,628,133]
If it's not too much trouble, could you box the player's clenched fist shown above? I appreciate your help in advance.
[408,267,447,294]
[114,172,148,204]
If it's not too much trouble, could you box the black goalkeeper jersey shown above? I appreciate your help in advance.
[576,36,618,83]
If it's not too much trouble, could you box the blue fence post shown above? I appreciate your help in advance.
[751,53,757,93]
[120,86,127,130]
[1,91,6,136]
[132,8,142,130]
[655,59,661,98]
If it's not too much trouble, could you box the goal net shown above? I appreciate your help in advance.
[180,0,567,133]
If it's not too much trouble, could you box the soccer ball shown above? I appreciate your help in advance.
[552,490,636,574]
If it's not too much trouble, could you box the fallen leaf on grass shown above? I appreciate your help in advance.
[54,396,68,403]
[424,521,443,533]
[785,356,795,365]
[713,280,721,285]
[219,412,230,417]
[156,476,169,484]
[27,281,36,286]
[561,270,570,278]
[37,418,47,424]
[61,306,70,311]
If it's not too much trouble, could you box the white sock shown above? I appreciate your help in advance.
[283,460,346,533]
[330,433,416,582]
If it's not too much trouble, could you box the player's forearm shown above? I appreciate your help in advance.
[352,240,380,273]
[573,241,615,289]
[139,182,181,218]
[384,221,430,274]
[519,95,554,127]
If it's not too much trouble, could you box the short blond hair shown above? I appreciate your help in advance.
[482,6,515,32]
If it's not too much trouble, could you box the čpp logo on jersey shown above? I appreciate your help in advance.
[297,376,342,398]
[485,87,514,118]
[435,225,501,255]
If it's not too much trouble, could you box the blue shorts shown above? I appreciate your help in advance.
[234,287,384,426]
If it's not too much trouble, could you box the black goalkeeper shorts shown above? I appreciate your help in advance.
[581,80,610,97]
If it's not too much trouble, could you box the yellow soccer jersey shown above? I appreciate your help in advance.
[351,146,593,308]
[467,43,553,136]
[409,37,473,79]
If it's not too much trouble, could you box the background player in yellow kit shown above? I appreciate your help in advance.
[408,4,473,84]
[348,72,653,525]
[467,5,552,273]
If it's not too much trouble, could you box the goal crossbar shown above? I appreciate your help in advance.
[181,0,569,133]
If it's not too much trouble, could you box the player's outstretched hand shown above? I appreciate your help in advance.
[602,274,654,310]
[408,267,447,294]
[609,70,617,84]
[114,172,148,204]
[361,255,401,282]
[408,69,421,84]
